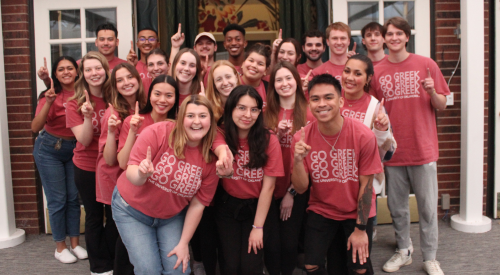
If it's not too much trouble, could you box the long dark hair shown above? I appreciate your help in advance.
[139,74,179,120]
[109,62,146,121]
[171,48,202,95]
[346,54,374,92]
[275,38,302,66]
[265,61,307,135]
[38,56,78,100]
[222,85,270,169]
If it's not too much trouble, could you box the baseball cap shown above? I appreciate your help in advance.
[194,32,216,44]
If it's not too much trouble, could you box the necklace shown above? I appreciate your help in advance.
[346,94,363,107]
[318,117,344,151]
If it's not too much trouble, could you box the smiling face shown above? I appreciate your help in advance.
[384,24,409,53]
[114,67,139,99]
[194,36,217,59]
[224,30,247,58]
[309,83,343,124]
[277,42,299,65]
[82,59,106,88]
[327,29,350,56]
[95,30,118,58]
[213,65,238,99]
[232,95,261,137]
[342,59,371,97]
[242,52,267,82]
[150,82,175,116]
[147,54,169,78]
[362,29,384,53]
[137,29,159,56]
[174,52,197,84]
[303,36,325,62]
[183,103,211,147]
[56,60,78,87]
[274,68,297,99]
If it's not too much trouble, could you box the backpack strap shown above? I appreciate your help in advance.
[364,95,379,129]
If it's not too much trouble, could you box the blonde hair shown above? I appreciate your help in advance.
[205,60,241,122]
[72,51,111,111]
[168,95,217,163]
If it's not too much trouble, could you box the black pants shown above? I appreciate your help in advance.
[74,165,116,273]
[114,235,134,275]
[264,191,309,275]
[216,190,274,275]
[190,205,221,275]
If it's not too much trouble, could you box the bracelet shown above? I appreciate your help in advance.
[429,89,437,97]
[252,225,263,229]
[355,223,367,231]
[287,187,297,196]
[216,169,234,178]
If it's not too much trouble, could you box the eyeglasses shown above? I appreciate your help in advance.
[236,105,261,115]
[138,37,157,43]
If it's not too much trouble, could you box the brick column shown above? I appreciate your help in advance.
[1,0,41,235]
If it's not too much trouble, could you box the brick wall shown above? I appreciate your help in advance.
[434,0,490,218]
[1,0,40,235]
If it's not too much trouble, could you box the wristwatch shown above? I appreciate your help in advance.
[355,223,367,231]
[287,187,297,196]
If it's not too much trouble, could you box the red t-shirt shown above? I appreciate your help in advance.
[35,89,75,137]
[370,53,450,166]
[136,60,152,95]
[117,121,219,219]
[95,107,130,205]
[372,55,388,67]
[203,65,211,87]
[66,95,106,172]
[310,60,344,81]
[240,78,267,108]
[77,56,126,71]
[340,93,371,123]
[213,129,284,199]
[273,107,316,199]
[292,118,382,220]
[117,113,155,152]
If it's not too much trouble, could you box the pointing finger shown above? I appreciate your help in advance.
[50,78,54,90]
[278,29,282,39]
[43,57,47,68]
[300,127,305,141]
[108,103,115,113]
[378,98,385,115]
[130,41,135,52]
[427,68,431,78]
[205,55,209,67]
[200,81,205,94]
[135,101,139,115]
[305,69,312,80]
[84,90,90,103]
[352,42,357,52]
[177,23,182,35]
[146,146,152,162]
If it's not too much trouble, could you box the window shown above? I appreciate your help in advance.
[333,0,430,57]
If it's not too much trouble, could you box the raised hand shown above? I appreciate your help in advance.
[138,146,155,178]
[81,90,94,118]
[171,23,185,49]
[199,81,206,96]
[421,68,435,95]
[107,103,122,133]
[294,127,311,162]
[272,29,283,52]
[277,119,291,139]
[127,41,138,66]
[45,78,57,104]
[130,101,145,133]
[216,145,234,177]
[374,98,389,131]
[347,42,358,58]
[301,69,312,91]
[37,57,50,81]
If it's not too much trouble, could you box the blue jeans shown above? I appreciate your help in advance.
[33,130,79,242]
[111,188,190,275]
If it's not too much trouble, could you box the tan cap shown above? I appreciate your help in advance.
[194,32,216,44]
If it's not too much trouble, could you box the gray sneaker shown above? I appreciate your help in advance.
[423,260,444,275]
[382,249,412,272]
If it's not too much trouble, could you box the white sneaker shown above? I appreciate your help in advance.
[54,248,77,264]
[70,245,88,260]
[409,238,414,254]
[192,261,206,275]
[91,271,113,275]
[423,260,444,275]
[382,249,412,272]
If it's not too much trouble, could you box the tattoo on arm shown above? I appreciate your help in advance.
[357,177,373,225]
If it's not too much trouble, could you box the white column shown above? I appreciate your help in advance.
[0,7,25,249]
[450,0,491,233]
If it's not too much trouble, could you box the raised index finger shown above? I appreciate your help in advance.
[352,42,357,52]
[278,29,282,39]
[50,78,54,90]
[177,23,182,35]
[427,68,431,78]
[300,127,305,141]
[146,146,152,162]
[378,98,385,114]
[108,103,115,113]
[200,81,205,94]
[135,101,139,115]
[44,57,47,68]
[304,69,312,80]
[84,90,90,103]
[130,41,135,52]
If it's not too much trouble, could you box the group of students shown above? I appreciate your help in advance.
[32,15,450,275]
